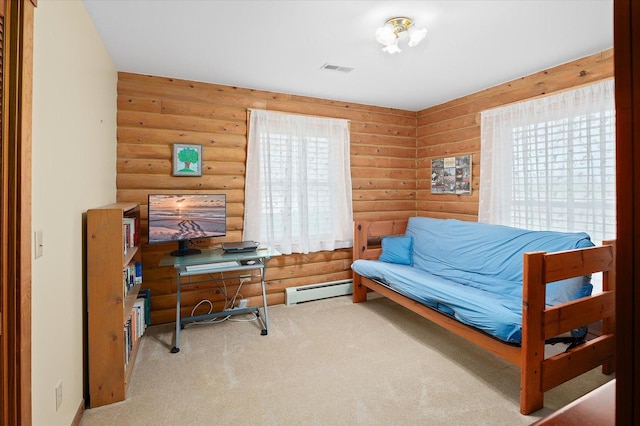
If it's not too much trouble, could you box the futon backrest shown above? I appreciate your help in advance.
[404,217,594,305]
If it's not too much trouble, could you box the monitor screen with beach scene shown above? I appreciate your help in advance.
[148,193,226,256]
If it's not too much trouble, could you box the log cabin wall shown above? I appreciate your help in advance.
[416,49,614,221]
[116,48,613,324]
[116,72,417,324]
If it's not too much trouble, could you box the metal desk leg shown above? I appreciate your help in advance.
[260,264,269,335]
[171,273,181,353]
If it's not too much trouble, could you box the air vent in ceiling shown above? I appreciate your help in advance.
[320,63,354,73]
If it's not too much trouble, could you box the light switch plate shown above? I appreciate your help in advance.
[35,229,44,259]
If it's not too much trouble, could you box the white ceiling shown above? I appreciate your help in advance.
[82,0,613,112]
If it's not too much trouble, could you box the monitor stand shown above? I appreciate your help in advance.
[170,240,201,257]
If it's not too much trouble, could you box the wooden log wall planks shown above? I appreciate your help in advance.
[116,72,417,324]
[416,49,614,221]
[117,49,612,324]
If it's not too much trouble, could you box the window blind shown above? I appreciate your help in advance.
[479,79,616,246]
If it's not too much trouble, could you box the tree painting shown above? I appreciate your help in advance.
[173,144,202,176]
[178,147,199,171]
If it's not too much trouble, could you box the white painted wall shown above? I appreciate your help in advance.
[32,1,117,424]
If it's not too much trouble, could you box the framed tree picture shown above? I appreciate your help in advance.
[172,143,202,176]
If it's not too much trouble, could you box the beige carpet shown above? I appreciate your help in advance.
[80,295,612,425]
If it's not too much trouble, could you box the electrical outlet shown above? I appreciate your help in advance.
[55,380,62,411]
[238,299,248,309]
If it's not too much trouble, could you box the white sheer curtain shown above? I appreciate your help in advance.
[479,79,616,245]
[243,109,353,254]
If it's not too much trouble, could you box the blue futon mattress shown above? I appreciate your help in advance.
[351,217,595,345]
[352,260,523,343]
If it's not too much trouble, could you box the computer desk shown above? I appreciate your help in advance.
[159,246,281,353]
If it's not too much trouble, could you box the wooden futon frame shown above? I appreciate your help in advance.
[352,219,616,415]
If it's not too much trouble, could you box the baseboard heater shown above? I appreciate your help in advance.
[285,279,353,306]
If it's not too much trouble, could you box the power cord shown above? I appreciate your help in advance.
[185,274,257,327]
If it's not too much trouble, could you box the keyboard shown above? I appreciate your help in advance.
[184,261,239,272]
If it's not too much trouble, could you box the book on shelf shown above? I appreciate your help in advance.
[133,215,140,246]
[122,219,132,249]
[122,216,139,249]
[134,262,143,284]
[123,261,143,296]
[137,289,151,326]
[133,299,145,337]
[124,316,132,366]
[124,295,148,366]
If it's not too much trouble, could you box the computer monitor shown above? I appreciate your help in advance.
[147,193,226,256]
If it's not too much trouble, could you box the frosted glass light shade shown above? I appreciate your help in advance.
[375,17,426,54]
[408,28,427,47]
[375,26,396,46]
[382,40,401,54]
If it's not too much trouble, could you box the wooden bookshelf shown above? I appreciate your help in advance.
[87,202,142,408]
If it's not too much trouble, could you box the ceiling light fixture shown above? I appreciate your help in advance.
[375,17,427,54]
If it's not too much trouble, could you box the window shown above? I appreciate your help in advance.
[479,79,616,246]
[243,109,353,254]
